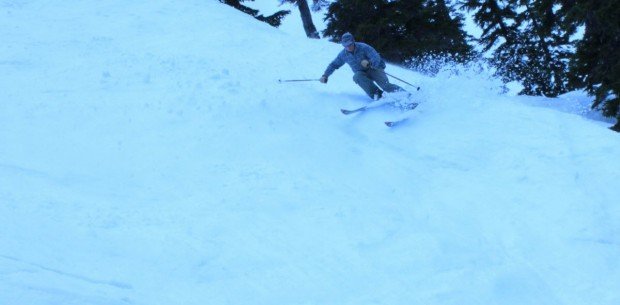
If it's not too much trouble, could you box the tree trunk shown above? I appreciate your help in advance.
[297,0,320,39]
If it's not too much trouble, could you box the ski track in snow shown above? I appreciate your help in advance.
[0,255,132,290]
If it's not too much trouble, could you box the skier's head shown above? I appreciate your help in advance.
[341,32,355,48]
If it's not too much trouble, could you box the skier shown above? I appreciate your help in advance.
[319,32,403,100]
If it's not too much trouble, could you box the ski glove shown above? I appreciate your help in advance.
[361,59,370,69]
[320,75,328,84]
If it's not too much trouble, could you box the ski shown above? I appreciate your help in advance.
[340,99,390,115]
[340,95,420,128]
[385,118,408,127]
[341,106,367,115]
[384,103,419,127]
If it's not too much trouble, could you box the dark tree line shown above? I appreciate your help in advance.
[461,0,619,130]
[568,0,620,131]
[220,0,321,38]
[462,0,575,97]
[321,0,619,130]
[323,0,474,64]
[219,0,290,27]
[220,0,620,131]
[281,0,320,38]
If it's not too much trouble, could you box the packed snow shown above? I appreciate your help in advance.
[1,1,619,305]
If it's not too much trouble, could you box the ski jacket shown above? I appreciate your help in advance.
[323,42,386,77]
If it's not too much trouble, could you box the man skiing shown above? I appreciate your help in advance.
[320,32,403,100]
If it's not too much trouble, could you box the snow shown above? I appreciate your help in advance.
[1,1,620,305]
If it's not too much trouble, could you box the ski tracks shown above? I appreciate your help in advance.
[0,255,133,289]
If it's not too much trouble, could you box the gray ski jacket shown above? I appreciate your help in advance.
[323,42,386,77]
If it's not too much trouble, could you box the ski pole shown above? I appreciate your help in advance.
[278,79,321,83]
[384,71,420,91]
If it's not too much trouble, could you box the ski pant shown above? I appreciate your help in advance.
[353,69,403,99]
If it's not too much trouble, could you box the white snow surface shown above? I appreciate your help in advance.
[1,1,620,305]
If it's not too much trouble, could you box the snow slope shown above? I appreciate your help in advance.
[1,1,619,304]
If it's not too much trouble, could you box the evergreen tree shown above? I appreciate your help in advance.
[219,0,290,27]
[567,0,620,131]
[281,0,321,38]
[311,0,331,11]
[462,0,575,97]
[461,0,518,49]
[323,0,473,65]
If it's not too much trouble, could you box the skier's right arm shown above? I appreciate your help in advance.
[323,53,345,78]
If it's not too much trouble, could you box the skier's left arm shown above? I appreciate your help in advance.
[364,44,383,69]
